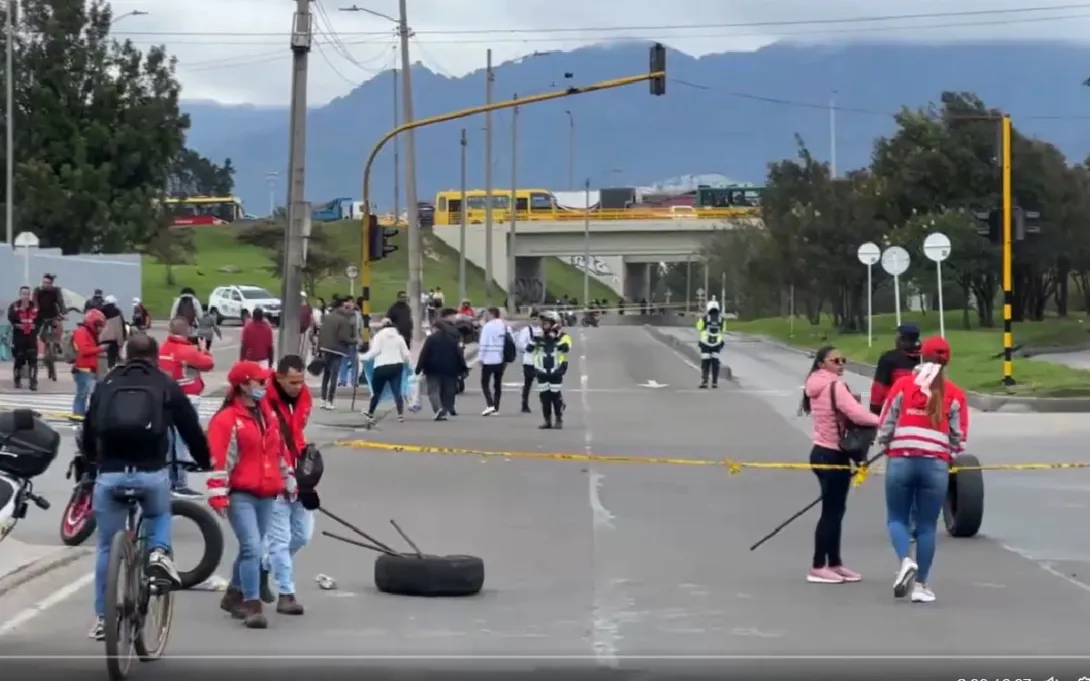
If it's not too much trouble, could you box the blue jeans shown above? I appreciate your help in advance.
[168,428,192,490]
[886,456,950,584]
[92,468,172,617]
[73,370,96,417]
[338,349,359,385]
[262,497,314,595]
[227,492,276,601]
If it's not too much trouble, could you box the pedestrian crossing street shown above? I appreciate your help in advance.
[0,393,221,425]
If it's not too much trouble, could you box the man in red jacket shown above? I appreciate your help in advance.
[260,354,314,614]
[72,309,106,418]
[160,316,215,497]
[241,308,275,367]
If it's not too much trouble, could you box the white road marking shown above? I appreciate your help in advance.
[0,571,94,637]
[580,330,620,668]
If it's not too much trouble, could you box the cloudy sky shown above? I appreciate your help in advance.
[109,0,1090,105]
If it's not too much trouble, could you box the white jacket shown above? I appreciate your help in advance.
[517,324,540,366]
[361,327,411,368]
[478,318,512,366]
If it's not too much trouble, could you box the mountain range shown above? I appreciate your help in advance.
[181,41,1090,212]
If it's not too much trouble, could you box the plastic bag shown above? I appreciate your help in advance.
[408,375,423,413]
[362,359,415,406]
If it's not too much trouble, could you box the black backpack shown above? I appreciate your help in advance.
[502,331,517,364]
[93,364,169,445]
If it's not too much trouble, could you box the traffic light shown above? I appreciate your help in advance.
[649,43,666,96]
[366,214,399,262]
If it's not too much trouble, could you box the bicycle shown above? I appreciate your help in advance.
[103,462,202,680]
[38,318,62,382]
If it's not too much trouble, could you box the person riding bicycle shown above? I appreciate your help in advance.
[80,333,212,641]
[32,274,66,365]
[7,286,39,390]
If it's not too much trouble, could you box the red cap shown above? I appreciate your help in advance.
[227,361,270,386]
[920,336,951,362]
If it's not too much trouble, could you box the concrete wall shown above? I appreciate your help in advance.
[0,244,142,311]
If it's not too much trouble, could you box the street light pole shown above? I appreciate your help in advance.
[564,110,575,190]
[483,48,494,305]
[458,128,467,303]
[582,177,590,307]
[392,68,400,226]
[5,0,14,246]
[508,94,518,315]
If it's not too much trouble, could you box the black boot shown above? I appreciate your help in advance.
[539,392,552,429]
[711,357,720,388]
[699,359,710,388]
[28,363,38,391]
[12,366,20,389]
[553,393,564,429]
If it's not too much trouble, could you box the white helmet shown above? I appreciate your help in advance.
[706,299,720,312]
[541,310,561,324]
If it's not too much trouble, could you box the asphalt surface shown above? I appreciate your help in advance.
[2,325,1090,674]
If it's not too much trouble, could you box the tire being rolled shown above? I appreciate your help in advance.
[59,485,96,547]
[943,454,984,538]
[172,499,225,590]
[374,553,484,597]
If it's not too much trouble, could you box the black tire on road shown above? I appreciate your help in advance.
[171,499,225,590]
[374,553,484,597]
[943,454,984,538]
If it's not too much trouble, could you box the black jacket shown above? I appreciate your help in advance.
[81,359,212,472]
[415,321,466,378]
[385,301,414,346]
[869,349,920,414]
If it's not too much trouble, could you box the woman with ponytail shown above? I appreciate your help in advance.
[876,336,969,604]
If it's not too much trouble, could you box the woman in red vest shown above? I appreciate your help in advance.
[877,336,968,604]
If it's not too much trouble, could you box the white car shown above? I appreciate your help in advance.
[207,285,282,326]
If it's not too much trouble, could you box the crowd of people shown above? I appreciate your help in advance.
[800,323,968,604]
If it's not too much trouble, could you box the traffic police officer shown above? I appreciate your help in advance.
[697,300,725,389]
[527,311,572,430]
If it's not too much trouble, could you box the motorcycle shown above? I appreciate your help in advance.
[59,424,226,590]
[0,409,59,546]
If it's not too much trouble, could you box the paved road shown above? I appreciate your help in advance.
[1,326,1090,675]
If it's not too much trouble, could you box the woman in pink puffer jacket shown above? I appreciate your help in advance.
[799,345,880,585]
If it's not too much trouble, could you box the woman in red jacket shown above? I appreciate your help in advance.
[876,336,968,604]
[240,308,275,367]
[206,360,294,629]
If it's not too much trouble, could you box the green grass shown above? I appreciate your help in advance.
[141,222,617,317]
[730,310,1090,397]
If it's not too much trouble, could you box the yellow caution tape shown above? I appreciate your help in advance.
[334,439,1090,488]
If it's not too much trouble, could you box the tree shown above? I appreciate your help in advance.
[696,89,1090,331]
[0,0,188,253]
[168,150,235,197]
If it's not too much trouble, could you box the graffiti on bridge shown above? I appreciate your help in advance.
[568,255,614,278]
[514,277,545,305]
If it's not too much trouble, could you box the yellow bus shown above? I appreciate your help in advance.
[433,188,558,225]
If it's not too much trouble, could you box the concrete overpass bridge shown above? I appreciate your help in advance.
[431,217,760,304]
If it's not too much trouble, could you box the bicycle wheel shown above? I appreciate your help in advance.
[104,531,137,680]
[134,543,175,662]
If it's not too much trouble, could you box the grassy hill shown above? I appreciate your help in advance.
[141,222,616,316]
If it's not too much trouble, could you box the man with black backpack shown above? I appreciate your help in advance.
[80,333,213,641]
[476,307,516,416]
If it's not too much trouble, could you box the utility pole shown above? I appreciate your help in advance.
[5,0,14,245]
[507,94,518,315]
[582,178,590,307]
[483,48,494,305]
[264,171,278,216]
[277,0,312,360]
[395,0,422,342]
[392,68,400,226]
[458,128,467,303]
[829,89,838,178]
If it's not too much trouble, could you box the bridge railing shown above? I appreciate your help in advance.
[435,206,759,225]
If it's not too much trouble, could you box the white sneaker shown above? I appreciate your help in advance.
[481,406,496,416]
[911,583,936,603]
[147,548,182,586]
[327,401,337,411]
[893,557,918,599]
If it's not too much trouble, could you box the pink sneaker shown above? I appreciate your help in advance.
[806,567,845,584]
[831,566,862,582]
